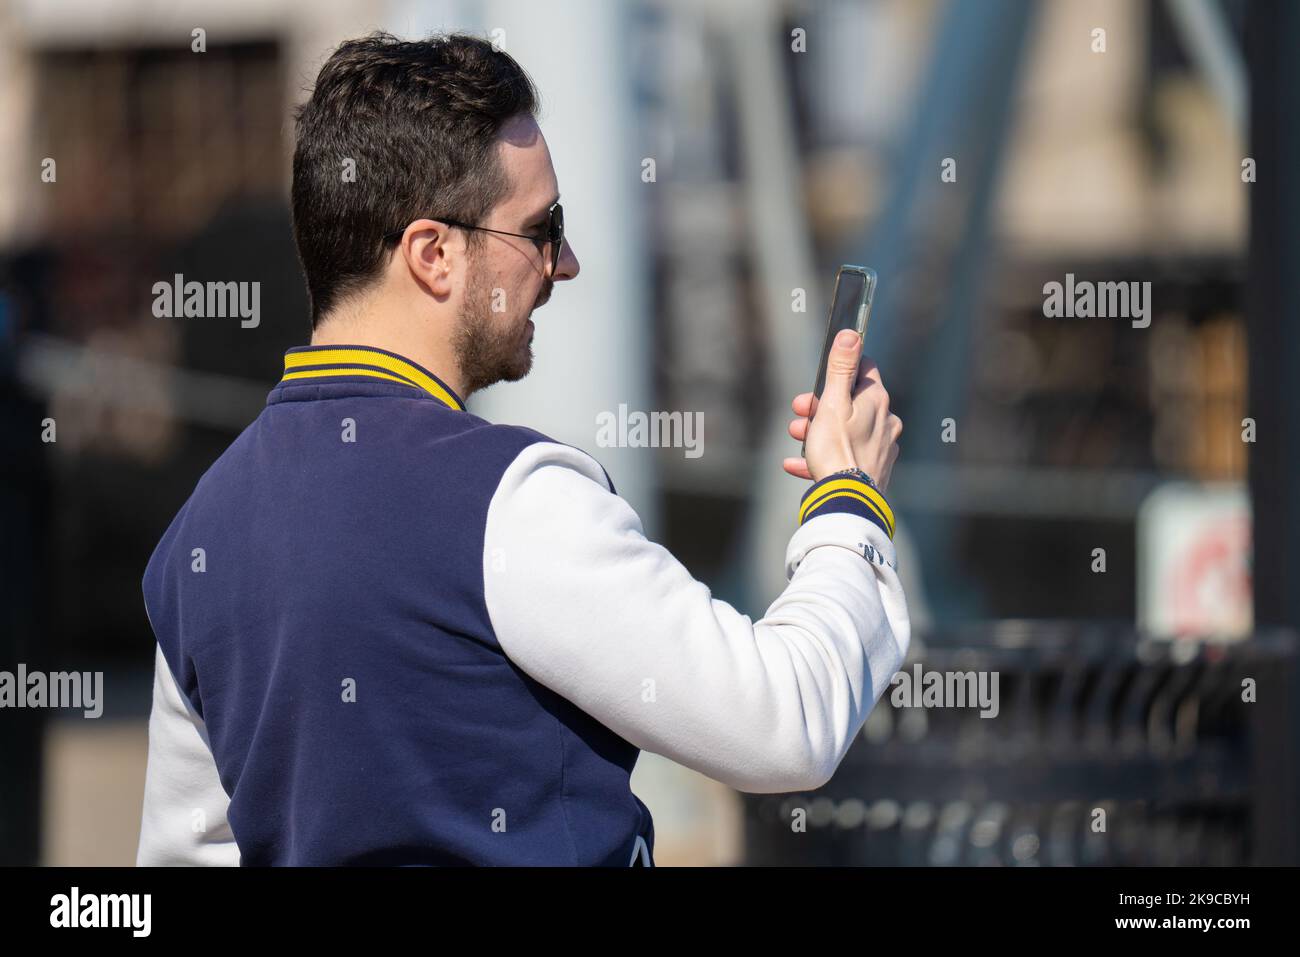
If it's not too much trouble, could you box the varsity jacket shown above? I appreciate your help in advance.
[137,343,910,866]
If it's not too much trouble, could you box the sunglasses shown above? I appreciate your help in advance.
[383,201,565,277]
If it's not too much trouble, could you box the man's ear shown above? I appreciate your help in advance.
[398,218,457,298]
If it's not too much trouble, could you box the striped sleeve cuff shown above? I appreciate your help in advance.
[797,474,895,539]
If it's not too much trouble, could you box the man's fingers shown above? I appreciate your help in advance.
[782,457,813,480]
[788,417,809,441]
[821,330,862,406]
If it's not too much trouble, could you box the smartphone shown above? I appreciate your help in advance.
[802,265,877,459]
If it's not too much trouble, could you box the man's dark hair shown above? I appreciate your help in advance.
[291,32,539,324]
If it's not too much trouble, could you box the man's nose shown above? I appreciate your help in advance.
[553,238,580,281]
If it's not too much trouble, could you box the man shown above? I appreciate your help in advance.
[137,31,907,867]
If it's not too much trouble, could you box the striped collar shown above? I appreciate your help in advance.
[279,344,466,411]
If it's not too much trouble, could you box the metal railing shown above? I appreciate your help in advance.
[743,623,1299,865]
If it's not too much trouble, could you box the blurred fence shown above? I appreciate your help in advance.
[744,623,1299,865]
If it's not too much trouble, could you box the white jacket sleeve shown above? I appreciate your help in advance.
[136,644,240,866]
[482,441,910,794]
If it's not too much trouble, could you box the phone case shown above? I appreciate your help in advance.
[802,265,877,460]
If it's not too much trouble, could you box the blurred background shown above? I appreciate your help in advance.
[1,0,1297,866]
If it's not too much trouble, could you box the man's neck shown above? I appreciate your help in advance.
[310,309,468,402]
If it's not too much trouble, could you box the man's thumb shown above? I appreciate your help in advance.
[824,329,861,397]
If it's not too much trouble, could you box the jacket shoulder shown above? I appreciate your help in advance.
[472,423,616,494]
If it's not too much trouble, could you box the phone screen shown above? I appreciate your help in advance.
[803,266,877,458]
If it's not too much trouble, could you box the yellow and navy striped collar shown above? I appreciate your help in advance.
[278,345,466,412]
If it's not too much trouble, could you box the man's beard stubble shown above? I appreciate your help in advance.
[452,259,549,395]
